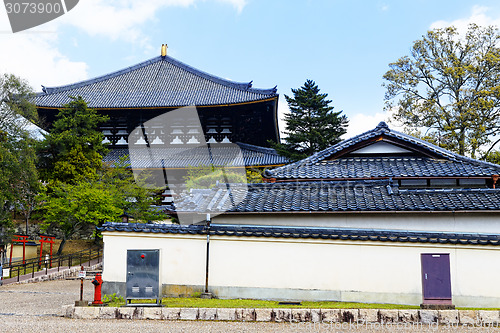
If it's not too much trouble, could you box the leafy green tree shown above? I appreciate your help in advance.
[38,96,109,183]
[183,165,247,190]
[0,74,40,240]
[484,150,500,165]
[39,181,121,255]
[273,80,348,161]
[0,73,39,136]
[12,137,41,234]
[102,157,168,222]
[246,168,264,183]
[383,24,500,158]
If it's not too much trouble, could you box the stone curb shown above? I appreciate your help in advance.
[63,306,500,325]
[15,263,103,284]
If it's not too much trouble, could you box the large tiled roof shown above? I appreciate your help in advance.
[35,56,277,108]
[99,222,500,246]
[269,157,500,179]
[266,122,500,180]
[103,142,289,168]
[174,180,500,213]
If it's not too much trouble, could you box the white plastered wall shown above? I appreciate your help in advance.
[211,212,500,234]
[102,230,500,307]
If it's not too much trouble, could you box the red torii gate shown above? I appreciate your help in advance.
[9,234,29,265]
[38,234,56,268]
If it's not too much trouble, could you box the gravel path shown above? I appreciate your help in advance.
[0,280,496,332]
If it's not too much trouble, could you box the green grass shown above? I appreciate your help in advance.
[104,296,500,310]
[104,296,420,309]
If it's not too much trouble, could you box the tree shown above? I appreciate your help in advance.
[11,137,41,234]
[273,80,348,161]
[0,73,39,136]
[38,96,109,184]
[183,165,247,191]
[0,74,41,239]
[485,150,500,165]
[38,181,121,255]
[101,157,168,222]
[38,97,168,252]
[383,24,500,158]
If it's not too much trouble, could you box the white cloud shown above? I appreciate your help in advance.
[59,0,246,44]
[345,109,404,139]
[430,5,500,33]
[0,0,246,91]
[277,99,402,142]
[0,11,88,91]
[217,0,246,14]
[345,112,388,138]
[378,2,389,12]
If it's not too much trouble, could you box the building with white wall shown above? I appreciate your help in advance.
[100,122,500,307]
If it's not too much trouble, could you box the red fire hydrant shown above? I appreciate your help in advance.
[92,273,103,305]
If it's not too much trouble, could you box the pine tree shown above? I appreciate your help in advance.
[273,80,348,161]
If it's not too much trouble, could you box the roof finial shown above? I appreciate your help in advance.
[161,44,167,57]
[376,121,389,130]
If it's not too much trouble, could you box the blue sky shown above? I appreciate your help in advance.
[2,0,500,138]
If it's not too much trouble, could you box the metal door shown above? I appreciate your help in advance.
[126,250,160,303]
[421,253,451,300]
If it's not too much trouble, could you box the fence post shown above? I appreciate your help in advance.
[32,262,35,278]
[17,266,20,282]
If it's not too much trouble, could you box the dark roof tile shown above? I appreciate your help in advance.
[174,180,500,213]
[99,222,500,246]
[266,123,500,180]
[36,56,277,108]
[103,142,289,168]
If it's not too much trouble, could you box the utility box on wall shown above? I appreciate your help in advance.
[126,249,160,305]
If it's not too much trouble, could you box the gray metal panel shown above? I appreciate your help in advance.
[126,250,160,301]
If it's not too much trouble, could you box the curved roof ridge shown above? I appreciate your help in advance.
[40,57,161,95]
[164,56,277,95]
[39,55,277,97]
[266,121,500,178]
[235,142,280,155]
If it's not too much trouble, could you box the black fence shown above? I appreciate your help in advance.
[3,247,102,282]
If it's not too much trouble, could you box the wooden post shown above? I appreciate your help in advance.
[80,266,84,301]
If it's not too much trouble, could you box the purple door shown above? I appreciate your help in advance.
[421,253,452,301]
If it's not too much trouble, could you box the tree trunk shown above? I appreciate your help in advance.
[56,237,67,256]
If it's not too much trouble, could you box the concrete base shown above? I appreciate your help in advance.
[63,306,500,326]
[200,292,214,299]
[75,300,89,307]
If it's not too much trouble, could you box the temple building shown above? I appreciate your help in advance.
[35,46,287,170]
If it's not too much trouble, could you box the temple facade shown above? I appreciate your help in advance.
[35,50,282,160]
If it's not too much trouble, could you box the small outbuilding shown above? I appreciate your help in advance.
[100,122,500,307]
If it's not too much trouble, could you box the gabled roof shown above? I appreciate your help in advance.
[99,222,500,246]
[174,180,500,214]
[35,56,278,109]
[266,122,500,180]
[103,142,289,168]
